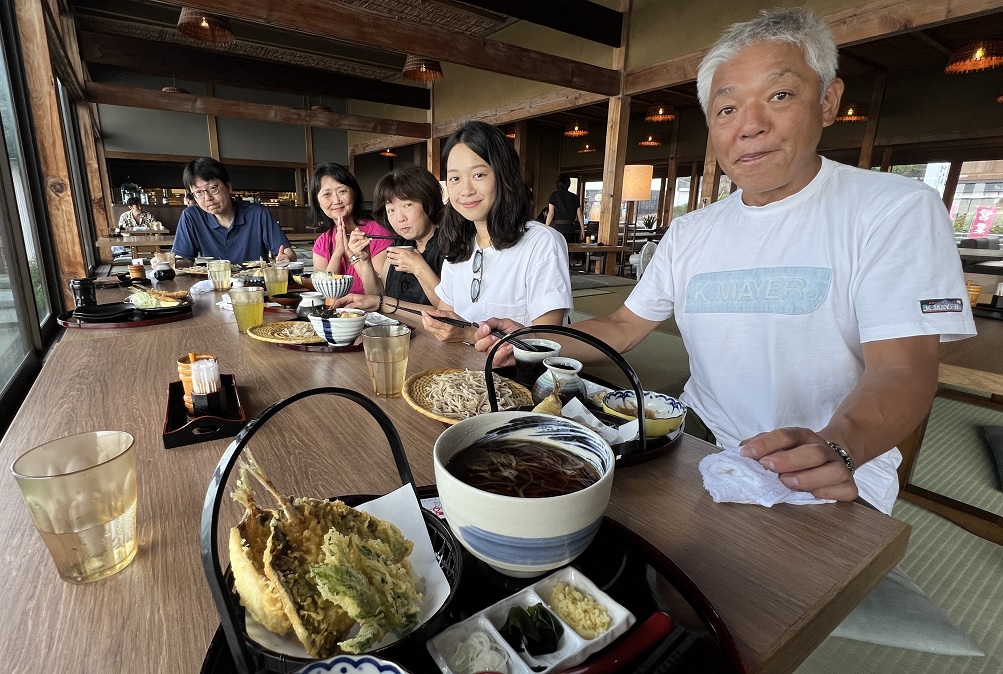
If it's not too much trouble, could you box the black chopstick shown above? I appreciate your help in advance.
[364,234,398,240]
[388,304,548,352]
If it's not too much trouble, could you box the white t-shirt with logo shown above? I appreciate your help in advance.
[626,157,976,513]
[437,221,572,326]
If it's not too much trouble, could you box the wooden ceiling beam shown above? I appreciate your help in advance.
[84,81,431,137]
[450,0,623,47]
[154,0,620,96]
[78,31,429,109]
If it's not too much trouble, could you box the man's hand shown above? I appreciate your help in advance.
[275,245,294,263]
[473,318,526,367]
[740,427,858,502]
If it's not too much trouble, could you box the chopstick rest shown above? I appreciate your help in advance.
[698,447,834,506]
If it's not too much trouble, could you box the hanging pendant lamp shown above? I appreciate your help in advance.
[945,39,1003,73]
[177,7,235,46]
[402,56,443,81]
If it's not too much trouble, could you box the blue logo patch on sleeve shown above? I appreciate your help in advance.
[920,298,963,313]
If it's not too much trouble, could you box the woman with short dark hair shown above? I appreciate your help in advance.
[309,163,393,295]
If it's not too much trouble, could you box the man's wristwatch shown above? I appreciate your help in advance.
[826,441,856,474]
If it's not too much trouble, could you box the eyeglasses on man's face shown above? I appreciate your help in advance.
[470,248,483,303]
[192,183,223,200]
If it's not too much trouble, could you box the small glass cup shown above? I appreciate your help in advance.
[11,431,138,584]
[230,286,264,333]
[262,264,289,298]
[361,325,411,397]
[208,260,232,291]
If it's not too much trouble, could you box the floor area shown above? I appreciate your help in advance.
[567,276,1003,673]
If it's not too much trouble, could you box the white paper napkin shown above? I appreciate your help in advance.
[562,397,638,445]
[190,279,216,295]
[698,447,835,506]
[215,293,233,312]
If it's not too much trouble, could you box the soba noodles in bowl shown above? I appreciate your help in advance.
[433,411,615,578]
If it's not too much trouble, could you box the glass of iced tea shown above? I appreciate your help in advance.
[208,260,232,291]
[11,431,138,584]
[262,264,288,298]
[361,325,411,397]
[230,286,264,333]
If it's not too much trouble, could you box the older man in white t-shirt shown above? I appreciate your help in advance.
[475,8,975,514]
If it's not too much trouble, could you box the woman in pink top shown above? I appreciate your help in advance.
[310,163,393,294]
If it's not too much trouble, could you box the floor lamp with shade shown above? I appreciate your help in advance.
[619,165,654,274]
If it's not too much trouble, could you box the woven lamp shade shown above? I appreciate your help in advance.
[945,39,1003,73]
[639,133,661,147]
[577,141,597,154]
[998,93,1003,104]
[564,119,589,138]
[161,86,190,94]
[834,101,868,122]
[403,56,443,81]
[379,148,397,157]
[178,7,235,45]
[644,103,676,123]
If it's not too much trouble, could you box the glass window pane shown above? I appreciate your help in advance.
[584,180,603,223]
[951,161,1003,240]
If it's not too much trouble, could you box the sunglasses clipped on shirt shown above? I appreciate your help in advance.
[470,248,483,303]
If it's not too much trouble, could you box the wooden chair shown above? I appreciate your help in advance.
[896,363,1003,546]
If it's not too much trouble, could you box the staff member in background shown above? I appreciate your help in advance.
[172,157,295,265]
[118,197,157,231]
[545,173,586,244]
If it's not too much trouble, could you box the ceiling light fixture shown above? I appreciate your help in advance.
[998,93,1003,103]
[945,39,1003,73]
[577,141,597,154]
[639,133,661,147]
[177,7,235,46]
[644,103,676,123]
[564,120,589,138]
[161,74,190,95]
[379,148,397,158]
[834,101,868,122]
[402,56,443,82]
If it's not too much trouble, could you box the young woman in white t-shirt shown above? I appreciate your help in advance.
[422,121,572,343]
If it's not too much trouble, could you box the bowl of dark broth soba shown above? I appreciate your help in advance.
[433,411,615,578]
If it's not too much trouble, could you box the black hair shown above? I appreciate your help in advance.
[126,196,141,207]
[185,192,195,201]
[372,165,445,231]
[308,163,365,232]
[556,173,572,191]
[182,157,230,191]
[439,121,531,262]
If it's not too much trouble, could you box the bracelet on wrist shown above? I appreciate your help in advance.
[376,293,384,312]
[388,297,400,314]
[826,441,856,474]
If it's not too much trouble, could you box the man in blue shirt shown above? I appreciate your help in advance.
[172,157,296,265]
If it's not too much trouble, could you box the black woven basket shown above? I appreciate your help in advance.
[483,325,652,460]
[200,387,463,674]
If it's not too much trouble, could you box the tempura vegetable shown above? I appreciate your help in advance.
[227,451,422,658]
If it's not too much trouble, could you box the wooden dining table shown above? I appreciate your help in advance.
[0,277,909,674]
[567,243,633,275]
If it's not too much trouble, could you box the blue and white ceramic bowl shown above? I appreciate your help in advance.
[602,390,686,438]
[433,411,615,578]
[309,309,367,345]
[292,654,410,674]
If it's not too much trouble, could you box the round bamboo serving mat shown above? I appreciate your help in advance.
[401,368,533,425]
[246,321,326,345]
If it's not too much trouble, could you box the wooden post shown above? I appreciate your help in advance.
[880,146,893,172]
[858,74,886,169]
[14,0,85,307]
[76,103,112,235]
[687,163,700,212]
[663,114,680,225]
[699,139,720,206]
[413,143,426,169]
[943,161,962,213]
[427,137,442,179]
[206,83,220,160]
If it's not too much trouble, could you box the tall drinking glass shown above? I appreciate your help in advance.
[11,431,138,583]
[262,264,288,297]
[208,260,232,291]
[361,325,411,397]
[230,287,264,332]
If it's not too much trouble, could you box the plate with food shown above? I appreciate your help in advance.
[224,456,455,664]
[176,266,209,276]
[127,287,193,314]
[402,369,533,425]
[246,320,326,345]
[71,302,138,322]
[427,566,634,674]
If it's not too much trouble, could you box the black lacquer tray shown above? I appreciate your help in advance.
[200,486,746,674]
[58,303,194,328]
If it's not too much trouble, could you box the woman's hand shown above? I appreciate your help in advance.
[331,293,380,312]
[347,229,372,263]
[327,218,349,271]
[473,317,525,367]
[422,309,476,343]
[387,247,426,276]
